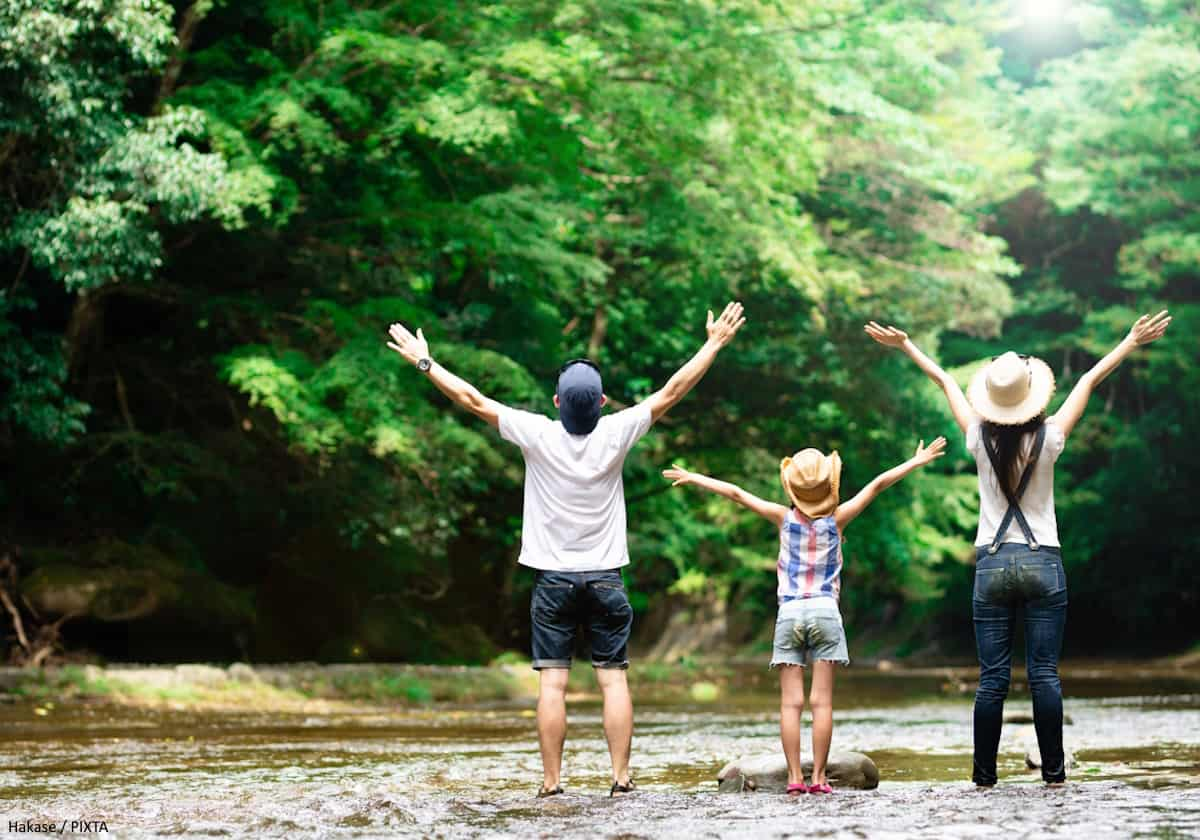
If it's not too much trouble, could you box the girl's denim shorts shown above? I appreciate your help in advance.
[770,596,849,668]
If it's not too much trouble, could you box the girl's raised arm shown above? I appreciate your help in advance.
[662,465,789,527]
[864,322,975,434]
[834,437,946,530]
[1049,310,1171,439]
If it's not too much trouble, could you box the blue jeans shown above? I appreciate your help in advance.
[972,544,1068,785]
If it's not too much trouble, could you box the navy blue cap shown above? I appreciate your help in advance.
[556,361,603,435]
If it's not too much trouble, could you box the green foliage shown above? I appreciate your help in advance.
[0,293,89,445]
[1,0,1195,662]
[941,0,1200,644]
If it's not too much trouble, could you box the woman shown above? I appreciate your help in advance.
[865,311,1171,787]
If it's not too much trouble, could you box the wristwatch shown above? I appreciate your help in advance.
[416,357,432,372]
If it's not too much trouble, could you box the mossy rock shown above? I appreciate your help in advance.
[22,539,252,626]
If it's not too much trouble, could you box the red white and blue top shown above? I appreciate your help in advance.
[777,509,843,604]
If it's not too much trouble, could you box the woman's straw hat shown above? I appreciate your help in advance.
[967,351,1056,425]
[780,449,842,519]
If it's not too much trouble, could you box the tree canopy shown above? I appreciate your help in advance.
[1,0,1194,663]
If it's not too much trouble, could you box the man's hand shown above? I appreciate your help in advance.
[646,301,746,424]
[705,302,746,348]
[864,321,909,348]
[662,465,699,487]
[911,436,947,466]
[1126,310,1171,346]
[387,322,431,367]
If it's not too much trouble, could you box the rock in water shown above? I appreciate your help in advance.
[1024,744,1076,771]
[717,752,879,792]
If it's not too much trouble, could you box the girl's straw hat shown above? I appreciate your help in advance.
[967,351,1056,425]
[780,449,841,519]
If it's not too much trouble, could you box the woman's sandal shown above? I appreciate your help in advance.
[537,785,564,798]
[808,782,834,794]
[786,782,809,796]
[610,778,635,797]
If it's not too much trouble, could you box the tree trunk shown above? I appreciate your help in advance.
[587,302,608,360]
[64,289,104,377]
[154,1,211,112]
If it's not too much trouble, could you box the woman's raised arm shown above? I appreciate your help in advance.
[864,322,975,434]
[1049,310,1171,438]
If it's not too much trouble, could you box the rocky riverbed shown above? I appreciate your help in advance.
[0,662,1197,838]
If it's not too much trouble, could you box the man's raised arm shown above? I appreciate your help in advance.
[387,322,503,429]
[645,301,745,424]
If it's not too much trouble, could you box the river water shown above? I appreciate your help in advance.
[1,664,1197,838]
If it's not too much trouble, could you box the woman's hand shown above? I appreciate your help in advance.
[1126,310,1171,346]
[387,322,431,366]
[911,436,947,466]
[662,465,698,487]
[864,321,909,348]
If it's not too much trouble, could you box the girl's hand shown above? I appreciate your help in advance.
[1126,310,1171,346]
[662,465,697,487]
[911,436,947,466]
[864,321,909,348]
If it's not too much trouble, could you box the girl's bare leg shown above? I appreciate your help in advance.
[779,665,807,785]
[808,660,836,785]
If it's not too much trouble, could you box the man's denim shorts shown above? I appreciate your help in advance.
[530,569,633,670]
[770,596,850,668]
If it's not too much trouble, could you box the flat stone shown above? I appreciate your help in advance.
[717,751,879,792]
[227,663,260,684]
[173,664,228,688]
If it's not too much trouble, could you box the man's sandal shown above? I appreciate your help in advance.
[537,785,564,798]
[610,779,635,797]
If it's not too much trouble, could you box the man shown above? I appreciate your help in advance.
[386,302,745,797]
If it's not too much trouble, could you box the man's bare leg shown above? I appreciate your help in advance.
[595,667,633,789]
[537,668,569,791]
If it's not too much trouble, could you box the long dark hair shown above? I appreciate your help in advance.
[982,414,1045,500]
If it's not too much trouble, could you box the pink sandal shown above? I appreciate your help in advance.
[786,782,809,796]
[809,782,834,794]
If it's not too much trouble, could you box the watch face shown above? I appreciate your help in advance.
[417,358,432,371]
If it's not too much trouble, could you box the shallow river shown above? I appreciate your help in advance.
[1,665,1198,838]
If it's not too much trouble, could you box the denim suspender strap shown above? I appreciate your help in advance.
[982,423,1046,554]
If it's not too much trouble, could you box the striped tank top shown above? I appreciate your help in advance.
[777,509,843,603]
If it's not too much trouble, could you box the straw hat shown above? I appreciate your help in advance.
[780,448,842,519]
[967,351,1056,425]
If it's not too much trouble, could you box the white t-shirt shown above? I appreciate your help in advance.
[966,420,1066,547]
[498,402,654,571]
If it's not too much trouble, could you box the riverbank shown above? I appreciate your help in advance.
[0,660,753,712]
[2,656,1197,713]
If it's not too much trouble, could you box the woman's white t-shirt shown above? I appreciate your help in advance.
[498,402,653,572]
[965,419,1066,548]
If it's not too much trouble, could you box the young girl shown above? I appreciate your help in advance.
[663,437,946,794]
[865,312,1171,787]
